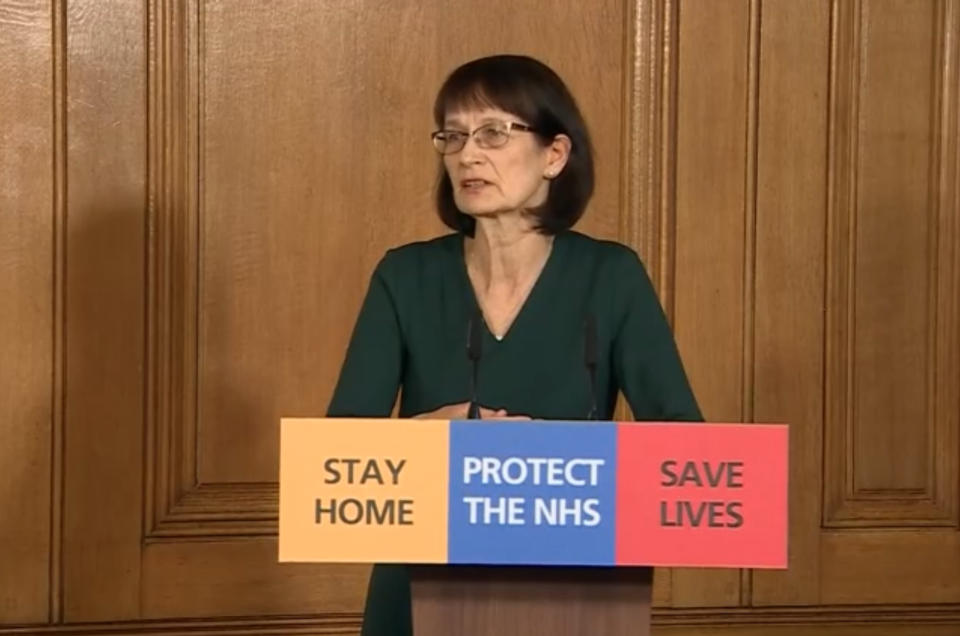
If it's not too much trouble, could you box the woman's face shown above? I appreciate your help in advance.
[440,107,565,220]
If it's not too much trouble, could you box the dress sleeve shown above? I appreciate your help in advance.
[326,257,403,417]
[612,251,703,422]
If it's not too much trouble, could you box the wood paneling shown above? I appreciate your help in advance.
[141,540,366,619]
[62,0,146,622]
[0,0,54,624]
[3,0,960,633]
[621,0,679,310]
[624,0,680,606]
[816,0,960,604]
[2,608,960,636]
[143,0,631,542]
[821,530,960,603]
[145,0,202,539]
[751,0,831,607]
[671,0,752,608]
[141,0,631,621]
[655,626,960,636]
[824,0,959,527]
[0,617,359,635]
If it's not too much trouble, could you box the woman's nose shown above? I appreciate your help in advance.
[458,134,484,165]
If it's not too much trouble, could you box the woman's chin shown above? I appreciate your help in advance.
[457,206,505,219]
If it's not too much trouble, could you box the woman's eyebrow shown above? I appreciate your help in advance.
[443,114,503,129]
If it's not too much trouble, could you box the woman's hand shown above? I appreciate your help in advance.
[412,401,531,420]
[478,407,531,421]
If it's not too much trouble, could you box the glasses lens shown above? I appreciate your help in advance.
[476,123,509,148]
[432,131,467,154]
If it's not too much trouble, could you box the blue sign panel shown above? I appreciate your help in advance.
[447,420,618,565]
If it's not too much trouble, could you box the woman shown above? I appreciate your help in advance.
[327,54,702,636]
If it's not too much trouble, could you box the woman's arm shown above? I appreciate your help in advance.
[326,259,403,417]
[612,251,703,422]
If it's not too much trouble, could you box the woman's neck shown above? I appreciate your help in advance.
[466,215,553,291]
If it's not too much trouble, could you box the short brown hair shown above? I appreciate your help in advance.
[432,55,595,236]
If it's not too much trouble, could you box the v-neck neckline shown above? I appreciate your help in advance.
[456,230,565,345]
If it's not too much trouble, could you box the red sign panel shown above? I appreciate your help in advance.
[616,423,788,568]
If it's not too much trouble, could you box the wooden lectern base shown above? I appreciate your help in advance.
[409,565,652,636]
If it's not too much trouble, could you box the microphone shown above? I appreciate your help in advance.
[467,308,483,419]
[584,313,598,420]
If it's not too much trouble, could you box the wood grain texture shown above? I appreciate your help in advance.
[821,530,960,604]
[0,616,359,635]
[750,0,831,606]
[655,626,960,636]
[61,0,146,622]
[850,0,937,495]
[50,0,67,622]
[149,483,277,538]
[409,566,651,636]
[738,0,760,604]
[824,0,959,527]
[3,607,960,635]
[671,0,751,608]
[934,0,960,531]
[620,0,679,314]
[0,0,54,624]
[141,540,367,619]
[145,0,204,538]
[655,605,960,627]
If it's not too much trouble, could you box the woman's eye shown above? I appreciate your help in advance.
[480,128,506,143]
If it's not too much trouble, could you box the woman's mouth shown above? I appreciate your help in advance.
[460,179,491,191]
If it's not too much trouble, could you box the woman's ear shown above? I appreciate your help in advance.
[544,134,572,179]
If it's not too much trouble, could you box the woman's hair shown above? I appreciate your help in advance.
[432,54,595,236]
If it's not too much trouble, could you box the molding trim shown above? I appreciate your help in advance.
[619,0,679,317]
[0,616,359,635]
[739,0,763,604]
[4,606,960,634]
[143,0,281,539]
[50,0,68,622]
[653,604,960,626]
[614,0,678,430]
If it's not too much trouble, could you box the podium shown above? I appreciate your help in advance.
[278,418,788,636]
[408,565,652,636]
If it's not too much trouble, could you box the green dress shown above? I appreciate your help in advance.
[326,229,702,636]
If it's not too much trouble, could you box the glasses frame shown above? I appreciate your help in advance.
[430,120,537,155]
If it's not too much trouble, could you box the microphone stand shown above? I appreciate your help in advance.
[584,314,599,421]
[467,309,483,419]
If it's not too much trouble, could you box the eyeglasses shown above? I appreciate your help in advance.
[430,120,536,154]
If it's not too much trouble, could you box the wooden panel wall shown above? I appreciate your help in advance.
[59,0,147,622]
[749,0,830,606]
[815,0,960,604]
[146,0,623,620]
[0,0,54,624]
[1,0,958,634]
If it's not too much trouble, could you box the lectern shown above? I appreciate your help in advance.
[409,565,652,636]
[278,418,788,636]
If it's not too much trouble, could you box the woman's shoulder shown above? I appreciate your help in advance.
[385,232,461,256]
[372,232,461,279]
[559,231,659,309]
[562,230,648,272]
